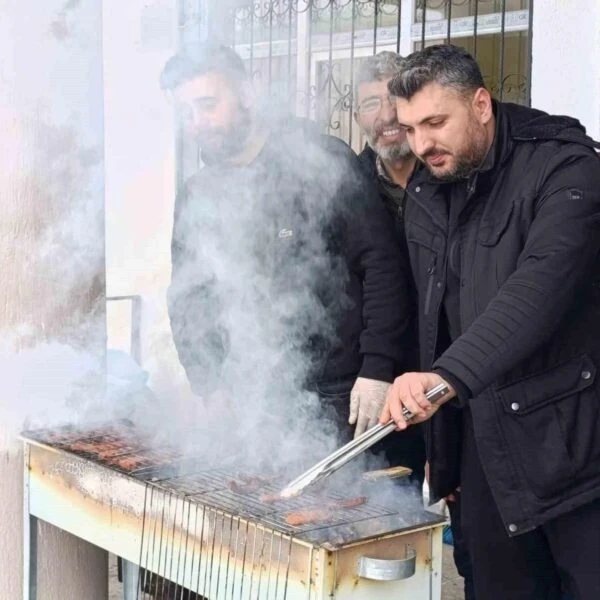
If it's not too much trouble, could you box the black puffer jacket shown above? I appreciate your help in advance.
[168,123,413,396]
[404,101,600,536]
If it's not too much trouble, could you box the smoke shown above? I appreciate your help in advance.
[157,125,359,472]
[0,0,420,511]
[0,339,103,451]
[0,0,108,452]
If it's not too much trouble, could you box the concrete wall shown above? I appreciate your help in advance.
[103,0,194,401]
[0,0,108,598]
[531,0,600,140]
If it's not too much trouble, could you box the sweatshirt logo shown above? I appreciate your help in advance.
[278,228,294,239]
[568,189,583,201]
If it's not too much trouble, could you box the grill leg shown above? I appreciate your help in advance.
[23,515,38,600]
[23,444,38,600]
[121,559,138,600]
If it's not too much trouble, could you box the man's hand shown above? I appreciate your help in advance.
[349,377,391,438]
[380,372,455,430]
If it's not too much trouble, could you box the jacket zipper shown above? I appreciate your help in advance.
[424,254,437,316]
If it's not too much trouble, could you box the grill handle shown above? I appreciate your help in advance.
[357,548,416,581]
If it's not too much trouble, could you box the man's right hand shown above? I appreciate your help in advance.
[380,371,455,429]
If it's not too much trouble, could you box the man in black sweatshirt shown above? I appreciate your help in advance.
[160,44,413,449]
[382,44,600,599]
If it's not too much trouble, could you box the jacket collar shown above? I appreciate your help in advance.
[408,100,600,240]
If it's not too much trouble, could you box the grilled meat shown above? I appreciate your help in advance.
[284,496,367,526]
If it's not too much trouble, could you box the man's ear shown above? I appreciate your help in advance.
[472,87,493,125]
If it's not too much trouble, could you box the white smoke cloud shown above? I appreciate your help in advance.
[0,0,107,452]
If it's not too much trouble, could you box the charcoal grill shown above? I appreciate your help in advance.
[22,422,446,599]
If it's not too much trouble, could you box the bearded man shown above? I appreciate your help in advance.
[382,44,600,600]
[354,51,474,599]
[160,43,414,446]
[354,52,417,236]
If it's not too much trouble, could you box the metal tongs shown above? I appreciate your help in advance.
[279,382,449,498]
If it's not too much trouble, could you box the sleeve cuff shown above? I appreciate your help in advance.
[359,354,395,383]
[432,367,471,407]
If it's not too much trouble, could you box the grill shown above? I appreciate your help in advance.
[22,421,446,599]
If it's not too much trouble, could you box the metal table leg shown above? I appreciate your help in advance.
[121,559,138,600]
[23,445,38,600]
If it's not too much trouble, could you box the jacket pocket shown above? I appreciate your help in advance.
[497,355,599,498]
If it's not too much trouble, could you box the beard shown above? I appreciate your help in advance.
[424,117,489,182]
[198,104,253,164]
[365,119,412,163]
[371,138,412,163]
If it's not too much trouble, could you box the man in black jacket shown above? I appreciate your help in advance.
[160,44,413,451]
[354,50,474,599]
[381,44,600,599]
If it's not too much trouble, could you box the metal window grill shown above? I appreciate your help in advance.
[178,0,532,178]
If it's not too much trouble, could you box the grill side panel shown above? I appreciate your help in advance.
[26,443,317,599]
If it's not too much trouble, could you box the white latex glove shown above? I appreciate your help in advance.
[348,377,391,438]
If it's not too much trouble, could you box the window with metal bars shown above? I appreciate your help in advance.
[180,0,532,167]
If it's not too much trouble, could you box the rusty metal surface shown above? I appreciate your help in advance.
[21,424,445,548]
[24,433,445,599]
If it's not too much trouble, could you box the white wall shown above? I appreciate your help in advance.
[0,0,108,597]
[531,0,600,140]
[103,0,194,398]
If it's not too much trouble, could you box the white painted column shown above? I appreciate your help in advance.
[296,0,312,117]
[399,0,416,57]
[103,0,188,399]
[531,0,600,140]
[0,1,107,598]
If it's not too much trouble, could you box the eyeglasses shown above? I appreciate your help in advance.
[356,94,396,115]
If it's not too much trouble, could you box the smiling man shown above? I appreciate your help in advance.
[381,44,600,600]
[354,52,417,237]
[354,51,474,599]
[352,52,426,480]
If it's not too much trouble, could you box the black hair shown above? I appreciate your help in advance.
[389,44,485,99]
[160,43,248,91]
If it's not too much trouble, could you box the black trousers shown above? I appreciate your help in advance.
[460,408,600,600]
[447,492,477,600]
